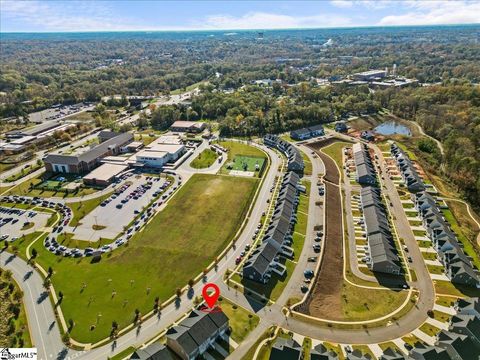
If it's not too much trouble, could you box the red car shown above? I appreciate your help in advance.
[235,256,242,265]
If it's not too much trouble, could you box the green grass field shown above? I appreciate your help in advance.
[219,141,267,176]
[218,297,259,343]
[190,148,218,169]
[321,141,352,180]
[5,173,98,198]
[227,155,265,173]
[15,174,258,343]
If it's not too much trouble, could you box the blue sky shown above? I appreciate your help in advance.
[1,0,479,32]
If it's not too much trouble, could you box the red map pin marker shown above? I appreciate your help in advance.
[202,283,220,308]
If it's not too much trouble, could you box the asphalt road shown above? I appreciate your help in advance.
[0,251,66,360]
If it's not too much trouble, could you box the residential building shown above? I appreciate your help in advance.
[379,347,405,360]
[269,338,302,360]
[335,121,348,133]
[290,124,325,141]
[130,343,176,360]
[414,191,480,287]
[361,186,401,275]
[243,171,299,283]
[264,135,305,174]
[391,143,425,193]
[360,131,375,142]
[454,298,480,318]
[310,344,338,359]
[436,330,480,360]
[409,343,451,360]
[166,309,229,360]
[448,314,480,347]
[352,143,376,185]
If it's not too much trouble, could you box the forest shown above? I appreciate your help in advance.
[1,25,479,207]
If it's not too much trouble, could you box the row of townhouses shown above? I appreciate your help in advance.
[407,297,480,360]
[264,134,305,173]
[243,171,300,284]
[391,143,425,193]
[289,124,325,141]
[353,142,377,185]
[414,192,480,287]
[131,307,229,360]
[361,186,402,275]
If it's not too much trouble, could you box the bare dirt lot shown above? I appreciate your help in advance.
[295,141,344,318]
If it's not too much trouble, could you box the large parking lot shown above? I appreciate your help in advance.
[0,206,51,241]
[67,175,170,241]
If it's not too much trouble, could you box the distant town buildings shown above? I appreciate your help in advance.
[170,120,206,133]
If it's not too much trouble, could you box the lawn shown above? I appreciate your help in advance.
[340,283,408,321]
[68,192,114,227]
[190,148,218,169]
[5,173,98,198]
[442,208,480,270]
[4,162,43,183]
[64,111,95,122]
[419,323,441,337]
[422,252,437,261]
[321,141,352,180]
[219,141,266,160]
[434,280,480,298]
[15,174,259,343]
[241,327,276,360]
[299,150,312,176]
[218,141,267,176]
[226,155,265,173]
[217,297,259,343]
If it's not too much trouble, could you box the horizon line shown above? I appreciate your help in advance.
[1,22,479,34]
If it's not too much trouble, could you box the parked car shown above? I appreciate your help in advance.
[304,270,314,278]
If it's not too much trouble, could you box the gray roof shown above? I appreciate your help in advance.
[130,343,175,360]
[166,309,228,356]
[44,132,133,166]
[269,338,302,360]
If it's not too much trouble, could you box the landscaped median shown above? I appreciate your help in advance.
[7,173,260,344]
[190,148,219,169]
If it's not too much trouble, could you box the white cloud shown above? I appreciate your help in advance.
[379,0,480,25]
[197,11,353,30]
[0,0,142,32]
[330,0,353,8]
[331,0,393,9]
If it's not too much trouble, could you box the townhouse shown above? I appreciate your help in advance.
[269,338,303,360]
[166,308,229,360]
[360,186,402,275]
[290,124,325,141]
[390,143,425,193]
[413,191,479,287]
[408,296,480,360]
[352,142,377,185]
[243,171,300,284]
[264,134,305,174]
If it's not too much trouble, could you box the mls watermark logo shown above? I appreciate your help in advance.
[0,348,37,360]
